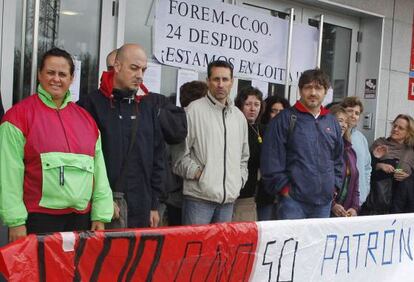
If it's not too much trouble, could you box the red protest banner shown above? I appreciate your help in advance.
[409,77,414,100]
[0,222,258,282]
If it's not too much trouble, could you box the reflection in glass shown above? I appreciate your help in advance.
[237,79,286,100]
[321,23,351,101]
[312,23,352,102]
[124,0,178,97]
[309,20,351,101]
[13,0,32,103]
[13,0,101,103]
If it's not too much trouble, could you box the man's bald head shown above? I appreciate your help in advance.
[113,44,148,91]
[115,44,147,63]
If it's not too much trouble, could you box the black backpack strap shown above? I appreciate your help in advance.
[287,107,297,142]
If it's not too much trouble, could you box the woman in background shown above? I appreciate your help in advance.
[329,105,359,217]
[364,114,414,214]
[261,96,291,125]
[256,95,290,221]
[233,86,264,221]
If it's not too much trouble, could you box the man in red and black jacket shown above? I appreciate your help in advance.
[103,48,187,146]
[79,44,166,228]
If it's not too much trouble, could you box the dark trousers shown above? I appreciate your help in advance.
[166,204,182,226]
[26,212,91,235]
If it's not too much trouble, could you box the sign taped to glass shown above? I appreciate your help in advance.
[153,0,318,84]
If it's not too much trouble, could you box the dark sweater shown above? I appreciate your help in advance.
[239,123,263,198]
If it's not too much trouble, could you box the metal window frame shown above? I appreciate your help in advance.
[1,0,17,110]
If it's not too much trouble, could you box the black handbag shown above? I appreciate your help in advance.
[366,177,393,213]
[362,158,398,215]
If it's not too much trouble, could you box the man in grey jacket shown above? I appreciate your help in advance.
[173,60,249,225]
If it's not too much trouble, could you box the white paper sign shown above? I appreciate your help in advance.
[291,23,319,80]
[153,0,318,84]
[251,79,269,100]
[143,62,162,93]
[69,59,81,102]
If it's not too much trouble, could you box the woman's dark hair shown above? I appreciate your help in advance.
[261,95,290,124]
[325,101,340,110]
[179,80,208,107]
[39,47,75,76]
[341,96,364,113]
[235,86,263,110]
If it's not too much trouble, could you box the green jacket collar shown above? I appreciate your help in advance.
[37,85,72,109]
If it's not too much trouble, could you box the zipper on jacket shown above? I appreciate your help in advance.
[56,110,71,152]
[59,166,65,186]
[221,108,227,204]
[315,119,322,204]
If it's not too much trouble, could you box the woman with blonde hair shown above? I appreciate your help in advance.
[363,114,414,214]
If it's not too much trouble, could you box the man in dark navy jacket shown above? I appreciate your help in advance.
[261,69,343,219]
[80,44,166,228]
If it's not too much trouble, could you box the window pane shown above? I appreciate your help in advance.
[124,0,177,96]
[13,0,101,103]
[321,23,352,101]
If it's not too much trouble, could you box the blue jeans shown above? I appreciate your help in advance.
[257,204,278,221]
[278,195,331,219]
[182,197,234,225]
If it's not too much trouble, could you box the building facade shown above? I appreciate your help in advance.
[0,0,412,254]
[0,0,413,143]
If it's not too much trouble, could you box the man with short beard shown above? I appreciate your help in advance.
[80,44,165,228]
[261,69,343,219]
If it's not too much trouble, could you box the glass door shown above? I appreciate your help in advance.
[13,0,114,104]
[303,8,359,102]
[235,0,304,101]
[235,0,360,102]
[119,0,360,102]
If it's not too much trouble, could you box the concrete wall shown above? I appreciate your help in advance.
[354,17,383,144]
[331,0,414,139]
[117,0,414,141]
